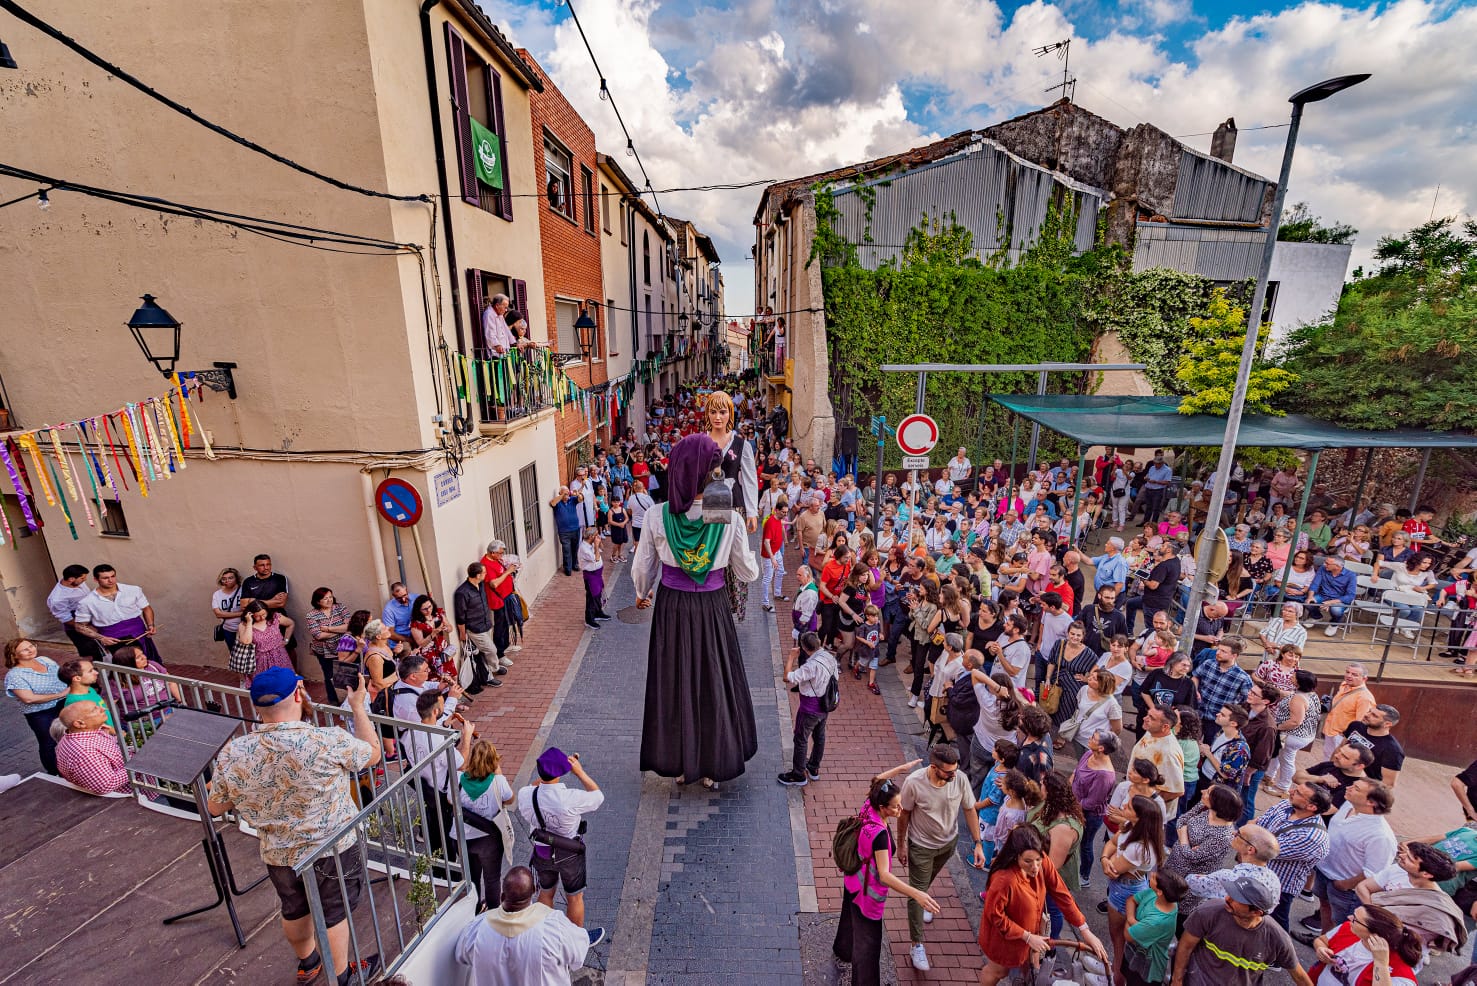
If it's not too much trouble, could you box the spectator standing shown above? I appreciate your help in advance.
[1132,705,1188,806]
[381,582,415,650]
[1300,779,1398,940]
[550,486,583,576]
[305,588,351,705]
[1192,641,1252,742]
[238,601,294,677]
[48,564,97,659]
[1308,905,1423,986]
[897,745,987,972]
[1126,543,1181,634]
[626,480,654,544]
[454,867,594,986]
[55,700,130,796]
[73,564,162,664]
[517,748,604,937]
[759,497,788,612]
[1080,585,1130,655]
[211,567,245,663]
[1240,683,1282,824]
[1450,758,1477,824]
[578,528,609,629]
[457,739,515,912]
[1165,785,1242,915]
[452,563,496,692]
[947,447,973,495]
[1342,705,1405,787]
[1093,536,1131,597]
[1170,872,1314,986]
[207,668,381,986]
[1123,869,1189,986]
[1322,664,1376,758]
[777,632,838,787]
[1267,670,1320,797]
[832,763,941,986]
[479,541,520,664]
[1257,783,1333,930]
[1294,742,1372,815]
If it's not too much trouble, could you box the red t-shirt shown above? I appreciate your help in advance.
[1308,921,1416,986]
[762,515,785,556]
[1402,518,1431,544]
[820,559,848,601]
[480,554,513,610]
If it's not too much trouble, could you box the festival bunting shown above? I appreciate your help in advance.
[0,378,217,546]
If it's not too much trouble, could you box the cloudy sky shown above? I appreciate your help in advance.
[482,0,1475,316]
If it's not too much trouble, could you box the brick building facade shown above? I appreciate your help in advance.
[519,50,607,481]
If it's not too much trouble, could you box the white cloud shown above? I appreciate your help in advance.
[483,0,1474,311]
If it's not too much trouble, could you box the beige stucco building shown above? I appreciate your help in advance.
[0,0,573,670]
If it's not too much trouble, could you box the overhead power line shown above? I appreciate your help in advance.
[0,162,419,254]
[0,0,428,204]
[1174,122,1291,138]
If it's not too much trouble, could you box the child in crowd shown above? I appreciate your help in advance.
[1122,869,1188,986]
[993,768,1042,856]
[973,740,1018,869]
[853,605,883,696]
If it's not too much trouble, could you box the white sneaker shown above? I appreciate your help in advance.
[506,645,522,653]
[908,696,919,708]
[1323,624,1339,637]
[499,657,514,668]
[910,944,930,971]
[1398,628,1416,639]
[922,910,933,924]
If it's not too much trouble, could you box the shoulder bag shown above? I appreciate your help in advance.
[228,632,256,675]
[531,787,586,856]
[1058,694,1113,746]
[1037,641,1063,715]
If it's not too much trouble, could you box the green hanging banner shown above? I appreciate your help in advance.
[469,117,504,190]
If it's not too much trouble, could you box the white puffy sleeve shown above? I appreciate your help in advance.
[725,513,760,583]
[631,505,663,599]
[739,440,759,517]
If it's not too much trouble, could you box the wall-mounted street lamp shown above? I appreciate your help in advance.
[126,294,238,398]
[574,306,597,362]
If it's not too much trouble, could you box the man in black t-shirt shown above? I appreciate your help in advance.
[1342,704,1405,787]
[1061,551,1086,619]
[1293,742,1372,815]
[241,554,290,612]
[1452,759,1477,824]
[1125,542,1180,634]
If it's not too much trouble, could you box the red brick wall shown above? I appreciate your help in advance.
[518,50,607,483]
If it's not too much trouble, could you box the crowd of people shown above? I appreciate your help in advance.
[8,379,1477,986]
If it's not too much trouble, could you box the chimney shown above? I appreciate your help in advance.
[1210,118,1237,163]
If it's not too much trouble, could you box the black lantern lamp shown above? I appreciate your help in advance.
[677,312,689,331]
[0,39,17,70]
[574,307,597,362]
[126,294,237,398]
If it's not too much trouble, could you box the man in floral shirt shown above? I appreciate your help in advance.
[209,668,380,986]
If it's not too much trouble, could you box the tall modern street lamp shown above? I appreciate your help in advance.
[1177,73,1370,657]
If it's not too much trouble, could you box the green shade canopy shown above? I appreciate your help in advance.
[988,395,1477,450]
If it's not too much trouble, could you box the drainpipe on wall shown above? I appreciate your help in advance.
[419,0,468,360]
[627,198,639,425]
[360,471,392,603]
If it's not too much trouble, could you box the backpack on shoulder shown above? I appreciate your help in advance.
[832,814,864,874]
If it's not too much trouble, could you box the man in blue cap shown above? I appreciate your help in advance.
[516,746,605,944]
[209,667,381,986]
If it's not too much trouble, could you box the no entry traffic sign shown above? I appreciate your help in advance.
[375,478,424,527]
[896,413,940,457]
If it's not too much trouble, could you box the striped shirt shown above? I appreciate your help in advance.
[1256,800,1330,894]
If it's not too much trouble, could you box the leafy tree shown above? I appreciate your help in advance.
[1277,201,1357,245]
[1370,216,1477,278]
[1175,289,1297,415]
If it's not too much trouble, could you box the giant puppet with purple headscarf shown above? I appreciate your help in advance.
[631,434,759,787]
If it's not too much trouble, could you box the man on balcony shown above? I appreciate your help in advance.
[482,293,513,357]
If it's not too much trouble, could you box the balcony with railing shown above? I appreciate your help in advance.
[472,346,567,434]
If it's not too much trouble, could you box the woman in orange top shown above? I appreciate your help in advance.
[978,826,1108,986]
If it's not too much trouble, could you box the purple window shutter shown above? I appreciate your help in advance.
[467,269,485,353]
[444,24,480,206]
[512,279,529,329]
[488,68,512,220]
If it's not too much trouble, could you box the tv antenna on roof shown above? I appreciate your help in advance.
[1033,39,1075,103]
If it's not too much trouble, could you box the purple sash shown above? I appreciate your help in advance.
[95,614,162,663]
[660,563,727,593]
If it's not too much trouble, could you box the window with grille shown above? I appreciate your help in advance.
[488,479,518,555]
[544,134,574,221]
[519,463,543,551]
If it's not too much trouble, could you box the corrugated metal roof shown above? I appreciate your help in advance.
[1171,150,1269,222]
[825,137,1104,268]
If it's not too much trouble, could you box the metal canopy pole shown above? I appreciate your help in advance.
[1408,448,1432,512]
[909,372,926,527]
[1007,414,1020,516]
[1274,449,1321,610]
[1350,448,1375,526]
[1027,369,1049,474]
[1069,445,1086,543]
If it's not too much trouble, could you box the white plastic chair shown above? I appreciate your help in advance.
[1375,588,1431,654]
[1343,560,1374,579]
